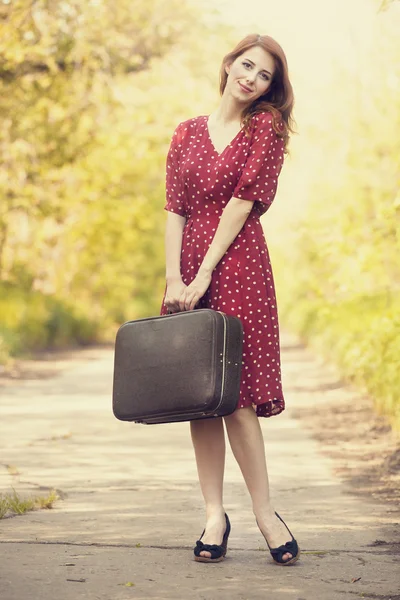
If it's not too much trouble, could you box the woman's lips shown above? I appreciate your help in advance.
[238,82,252,93]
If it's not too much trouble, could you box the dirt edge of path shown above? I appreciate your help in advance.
[292,379,400,515]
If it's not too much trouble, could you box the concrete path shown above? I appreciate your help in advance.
[0,334,398,600]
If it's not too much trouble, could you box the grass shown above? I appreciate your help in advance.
[0,488,59,519]
[6,464,20,476]
[0,282,100,364]
[275,275,400,433]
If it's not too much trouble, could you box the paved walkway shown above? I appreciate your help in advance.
[0,334,398,600]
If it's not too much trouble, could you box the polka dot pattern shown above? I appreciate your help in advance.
[160,112,286,418]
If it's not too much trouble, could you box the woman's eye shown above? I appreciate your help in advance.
[243,61,251,69]
[260,73,270,81]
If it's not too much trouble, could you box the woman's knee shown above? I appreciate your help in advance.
[224,405,255,425]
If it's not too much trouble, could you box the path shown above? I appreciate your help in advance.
[0,334,398,600]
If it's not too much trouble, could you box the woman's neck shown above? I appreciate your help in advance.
[211,93,246,125]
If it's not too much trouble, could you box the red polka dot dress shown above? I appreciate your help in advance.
[160,112,286,417]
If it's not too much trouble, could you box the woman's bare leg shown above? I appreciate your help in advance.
[190,417,227,559]
[224,406,294,562]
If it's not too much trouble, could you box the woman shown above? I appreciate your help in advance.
[160,33,299,566]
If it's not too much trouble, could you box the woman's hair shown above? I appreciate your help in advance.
[219,34,295,151]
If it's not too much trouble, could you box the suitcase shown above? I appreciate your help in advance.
[112,308,243,424]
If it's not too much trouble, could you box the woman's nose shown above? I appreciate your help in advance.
[246,73,257,84]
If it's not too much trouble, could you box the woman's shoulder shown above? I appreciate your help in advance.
[249,110,285,143]
[170,116,206,145]
[250,111,278,131]
[174,115,206,133]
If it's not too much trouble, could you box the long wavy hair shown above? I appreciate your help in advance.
[220,34,295,152]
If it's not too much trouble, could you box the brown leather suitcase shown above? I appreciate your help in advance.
[112,308,243,424]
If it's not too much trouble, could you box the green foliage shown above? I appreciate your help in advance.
[273,7,400,430]
[0,282,99,358]
[0,0,227,361]
[278,285,400,427]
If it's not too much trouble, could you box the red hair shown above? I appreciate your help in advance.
[220,34,295,152]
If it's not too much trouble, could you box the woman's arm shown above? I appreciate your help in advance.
[164,211,187,312]
[178,197,254,311]
[198,197,254,276]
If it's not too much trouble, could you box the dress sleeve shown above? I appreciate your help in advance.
[233,113,285,216]
[164,122,187,217]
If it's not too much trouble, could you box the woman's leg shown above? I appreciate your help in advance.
[223,406,294,562]
[190,417,227,559]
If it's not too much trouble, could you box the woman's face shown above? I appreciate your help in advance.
[225,46,275,104]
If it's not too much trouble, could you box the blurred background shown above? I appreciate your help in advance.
[0,0,399,429]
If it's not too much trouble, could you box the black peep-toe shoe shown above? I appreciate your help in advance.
[257,512,300,566]
[193,513,231,563]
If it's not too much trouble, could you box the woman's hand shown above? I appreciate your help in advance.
[164,279,187,313]
[179,271,212,312]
